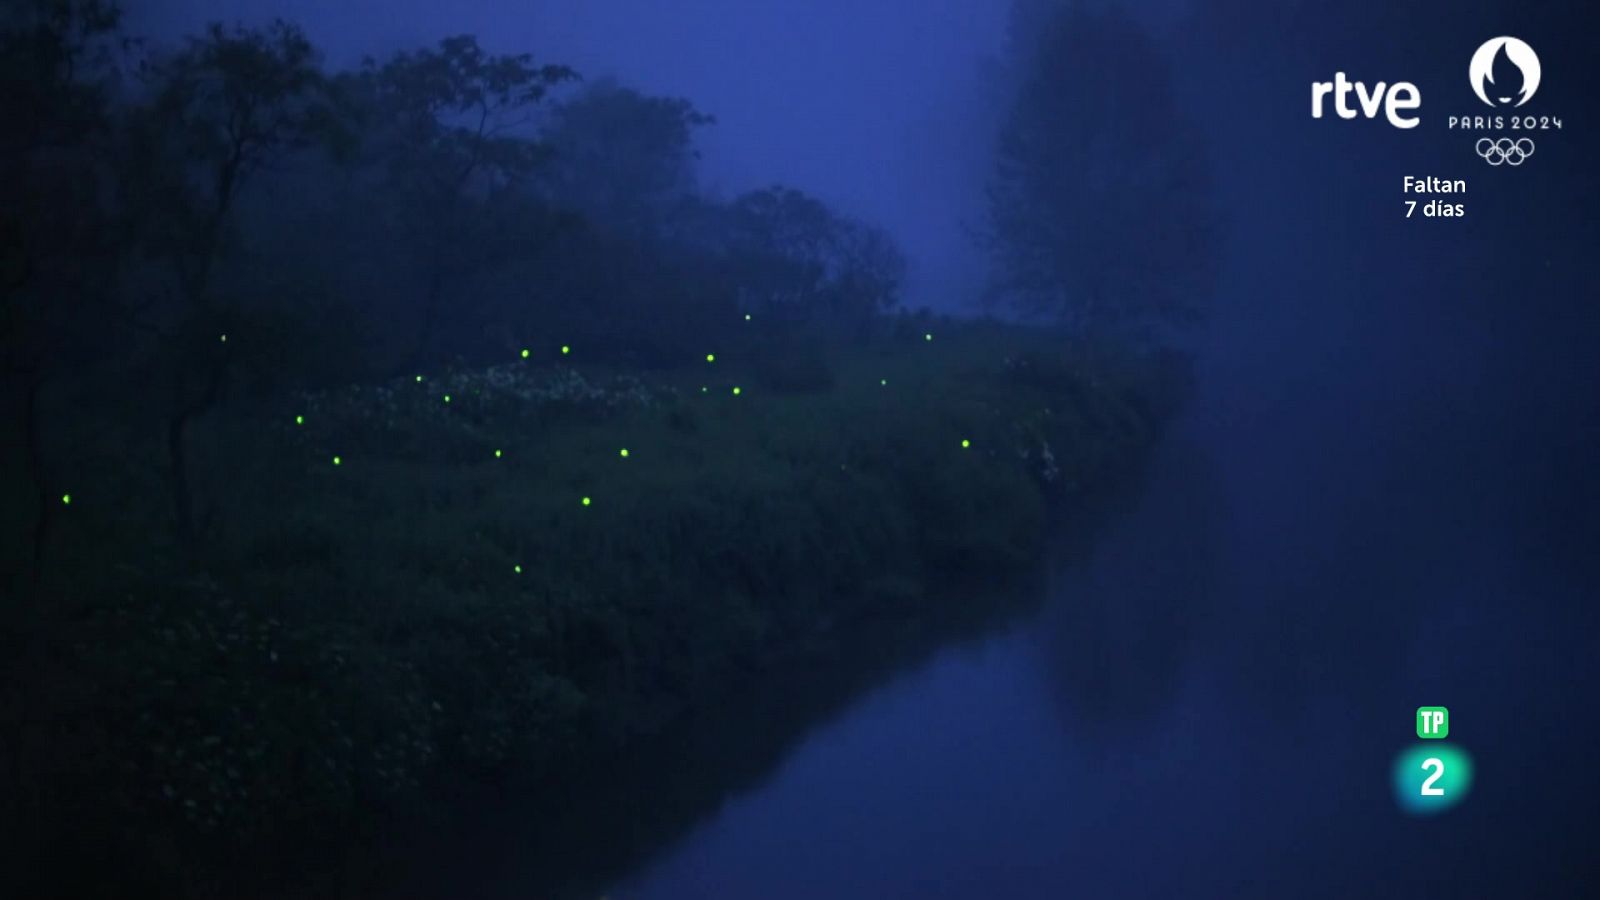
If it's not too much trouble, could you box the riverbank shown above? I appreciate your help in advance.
[2,321,1186,897]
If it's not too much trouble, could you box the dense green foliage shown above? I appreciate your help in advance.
[5,322,1181,887]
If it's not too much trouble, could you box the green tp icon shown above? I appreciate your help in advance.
[1417,706,1449,739]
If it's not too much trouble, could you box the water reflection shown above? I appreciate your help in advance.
[366,553,1062,899]
[369,371,1598,899]
[612,399,1600,898]
[1034,435,1223,734]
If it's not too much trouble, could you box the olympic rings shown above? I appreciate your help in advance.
[1475,136,1535,166]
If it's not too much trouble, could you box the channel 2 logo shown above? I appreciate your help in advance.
[1475,136,1534,166]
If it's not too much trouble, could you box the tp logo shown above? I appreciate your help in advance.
[1469,37,1540,107]
[1416,706,1449,739]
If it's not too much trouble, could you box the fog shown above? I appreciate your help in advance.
[6,0,1597,895]
[136,0,1016,311]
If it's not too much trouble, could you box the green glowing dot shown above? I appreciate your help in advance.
[924,333,933,342]
[581,496,592,507]
[494,449,503,459]
[61,493,71,505]
[443,394,451,403]
[700,386,708,393]
[513,564,522,574]
[295,415,304,425]
[219,334,228,343]
[880,378,887,386]
[732,386,742,396]
[332,456,342,466]
[520,348,530,359]
[744,313,752,321]
[706,353,716,363]
[561,345,571,355]
[619,448,629,458]
[415,375,424,383]
[961,439,971,449]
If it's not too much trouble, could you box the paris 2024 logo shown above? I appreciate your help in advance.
[1451,36,1562,167]
[1468,37,1540,107]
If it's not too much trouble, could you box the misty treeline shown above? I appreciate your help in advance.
[1,1,915,561]
[1,0,1214,578]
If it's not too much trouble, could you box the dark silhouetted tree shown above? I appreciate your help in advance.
[123,19,340,542]
[985,6,1217,340]
[1,0,125,598]
[538,79,712,240]
[725,186,906,333]
[357,35,575,371]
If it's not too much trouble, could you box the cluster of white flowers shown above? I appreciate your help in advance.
[291,363,664,436]
[1017,438,1061,485]
[1037,440,1060,484]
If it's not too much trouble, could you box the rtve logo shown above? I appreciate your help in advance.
[1310,72,1421,129]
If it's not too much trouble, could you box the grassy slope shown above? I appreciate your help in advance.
[7,320,1183,890]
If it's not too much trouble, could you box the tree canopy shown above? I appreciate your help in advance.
[985,5,1217,339]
